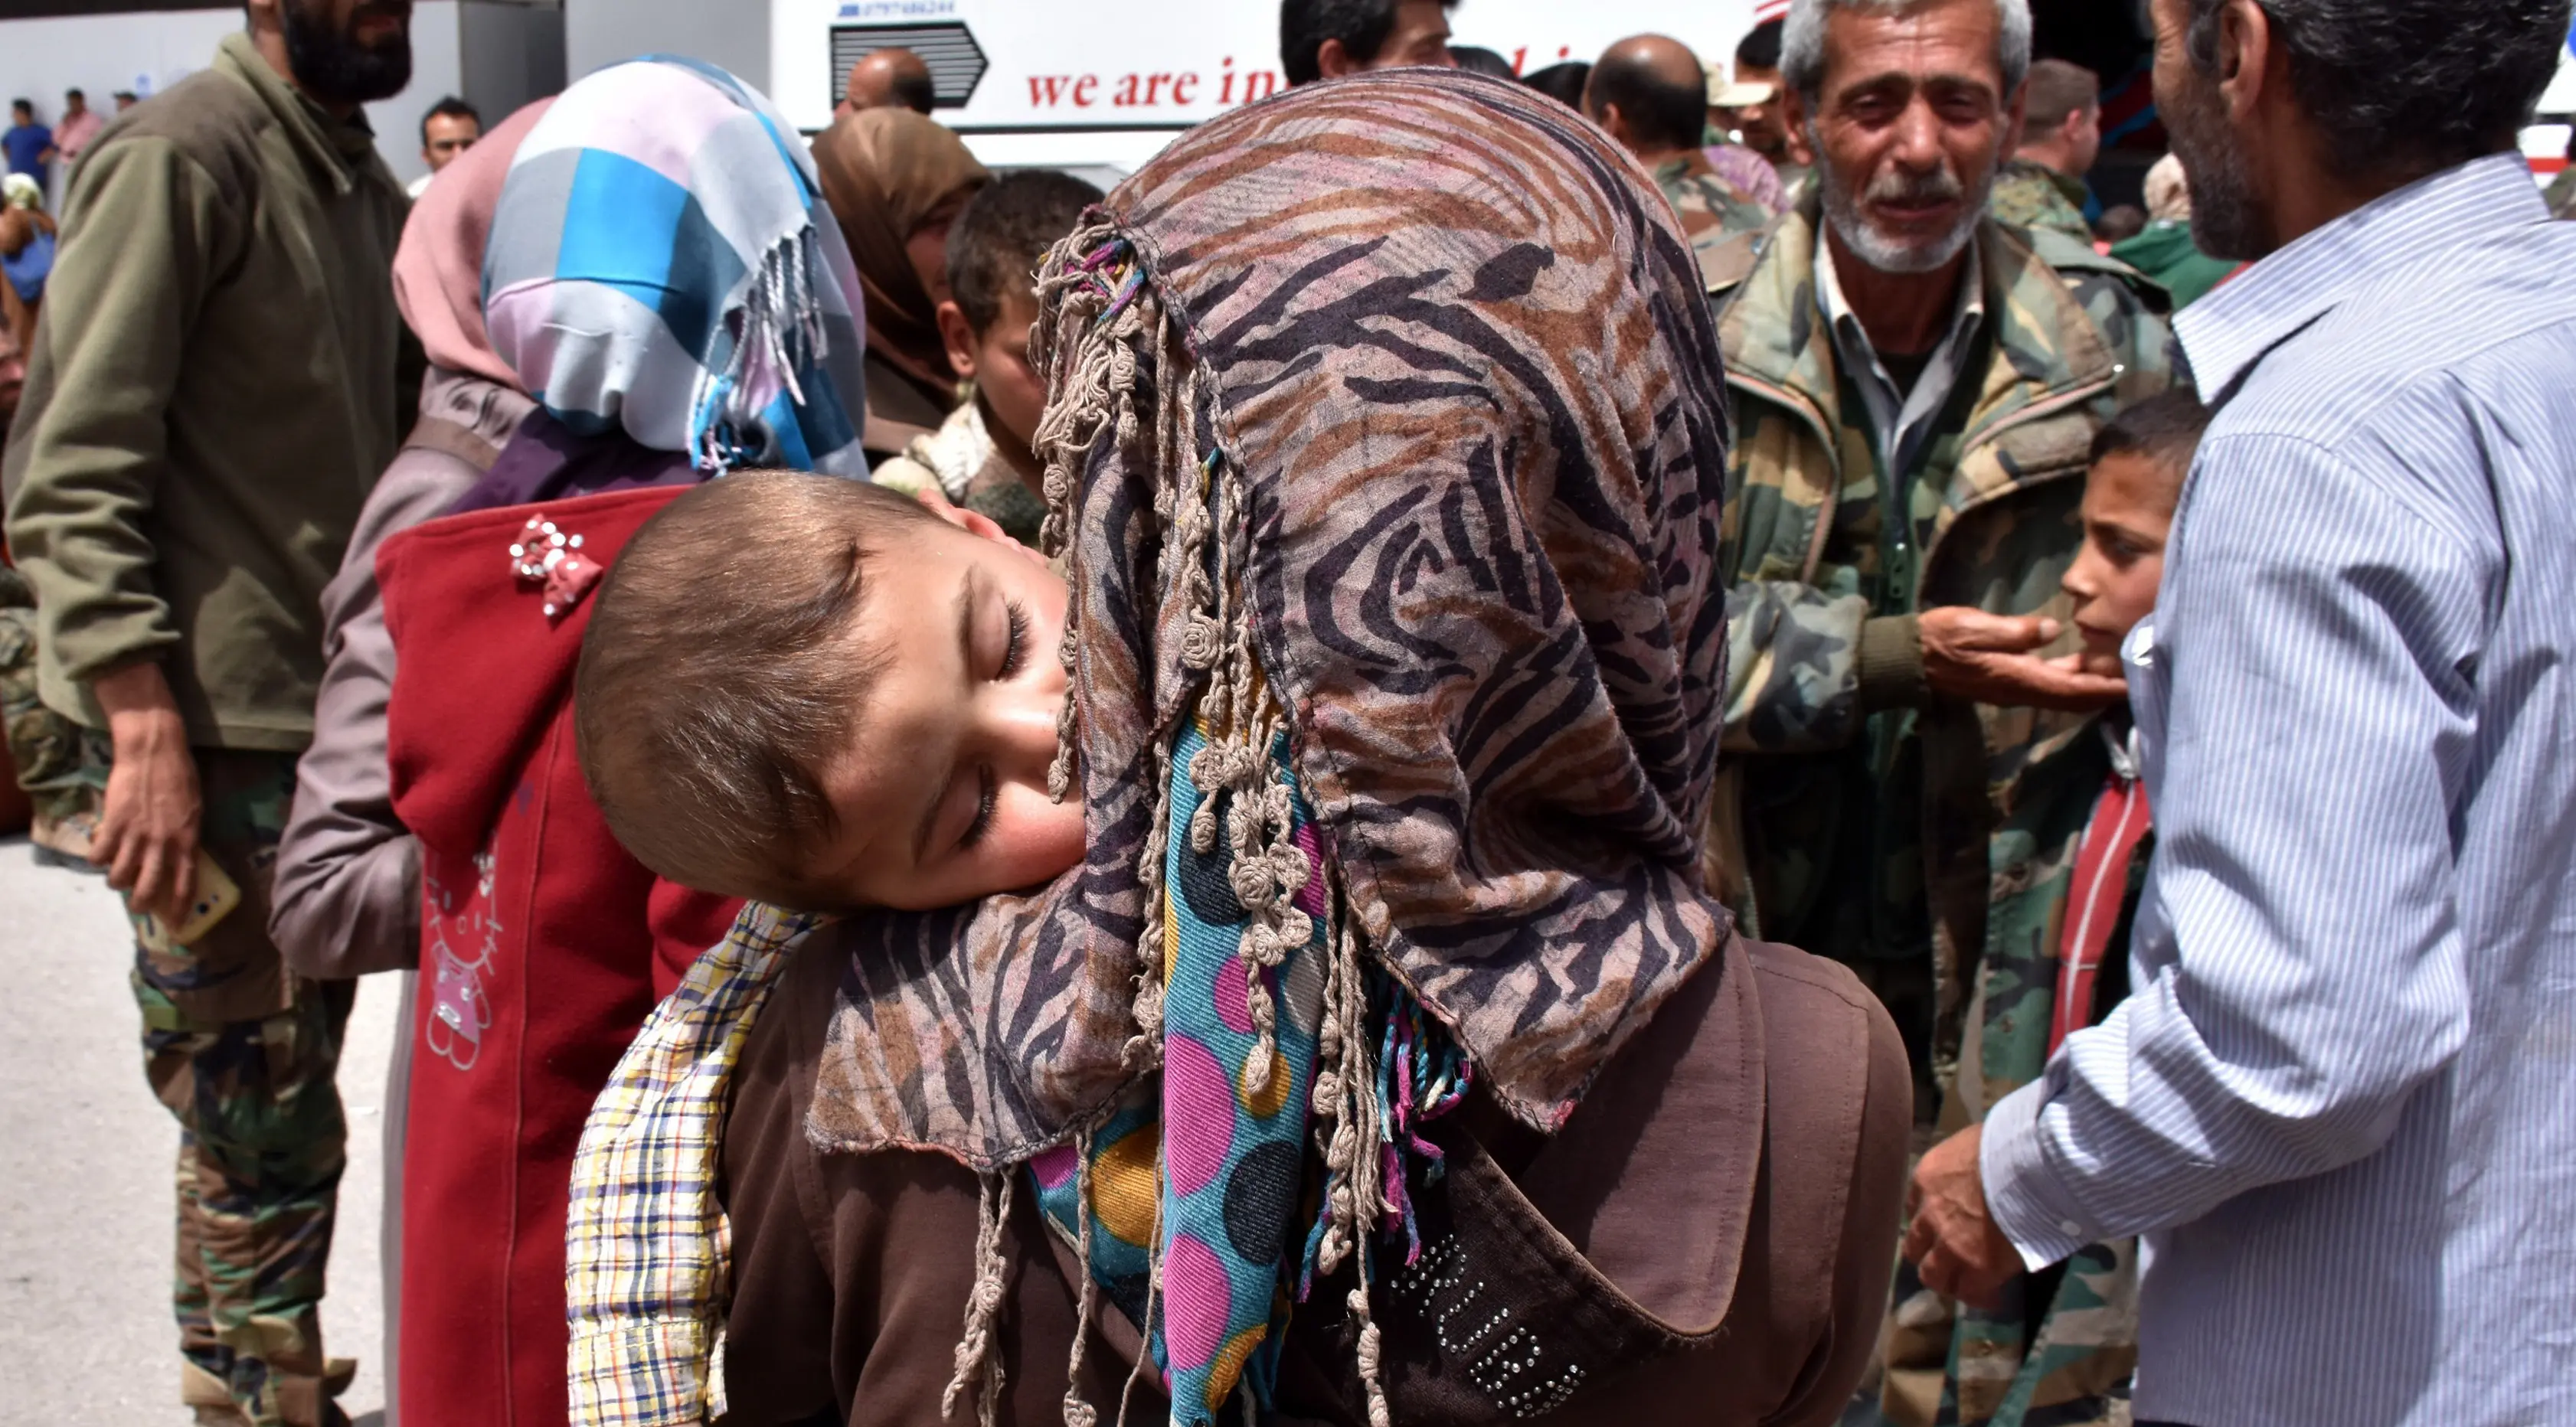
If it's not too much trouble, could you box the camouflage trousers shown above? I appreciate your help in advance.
[1876,1239,2138,1427]
[118,741,355,1427]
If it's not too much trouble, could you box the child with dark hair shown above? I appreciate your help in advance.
[1888,385,2209,1427]
[574,469,1080,913]
[872,168,1102,543]
[2061,388,2207,670]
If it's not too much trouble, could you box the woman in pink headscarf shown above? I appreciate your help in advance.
[266,96,554,1421]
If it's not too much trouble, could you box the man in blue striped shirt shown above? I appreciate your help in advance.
[1901,1,2576,1422]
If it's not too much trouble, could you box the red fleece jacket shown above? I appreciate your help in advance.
[380,483,740,1426]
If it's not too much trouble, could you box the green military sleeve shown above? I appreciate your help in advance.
[2,135,237,685]
[1855,614,1927,707]
[1721,579,1929,755]
[1723,579,1872,753]
[2037,235,2180,406]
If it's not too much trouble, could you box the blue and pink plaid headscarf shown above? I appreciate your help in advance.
[484,57,870,477]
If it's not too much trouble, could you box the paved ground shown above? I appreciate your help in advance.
[0,834,397,1427]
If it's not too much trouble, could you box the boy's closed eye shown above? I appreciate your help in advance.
[803,503,1086,912]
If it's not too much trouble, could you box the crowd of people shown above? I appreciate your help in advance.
[1,0,2571,1425]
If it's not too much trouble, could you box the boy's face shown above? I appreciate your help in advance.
[801,501,1084,910]
[2062,449,2179,658]
[940,285,1045,455]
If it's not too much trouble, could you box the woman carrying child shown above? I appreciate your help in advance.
[268,56,872,1427]
[569,69,1911,1427]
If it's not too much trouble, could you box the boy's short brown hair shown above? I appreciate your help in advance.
[574,471,940,907]
[944,168,1103,336]
[2090,387,2211,488]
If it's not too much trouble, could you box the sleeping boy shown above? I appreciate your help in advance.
[574,470,1083,912]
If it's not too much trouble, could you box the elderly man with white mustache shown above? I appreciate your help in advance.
[1904,0,2576,1423]
[1703,1,2175,1418]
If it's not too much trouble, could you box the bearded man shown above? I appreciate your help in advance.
[0,1,417,1422]
[1708,8,2171,1415]
[1711,0,2167,1204]
[1905,1,2576,1423]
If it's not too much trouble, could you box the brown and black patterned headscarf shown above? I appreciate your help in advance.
[807,68,1734,1168]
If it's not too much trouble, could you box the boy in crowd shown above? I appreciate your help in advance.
[872,168,1101,545]
[1885,387,2208,1427]
[577,470,1081,912]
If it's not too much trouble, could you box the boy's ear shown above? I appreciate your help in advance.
[932,500,1041,559]
[937,300,980,380]
[921,496,1015,547]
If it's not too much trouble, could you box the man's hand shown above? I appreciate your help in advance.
[1902,1125,2025,1310]
[1921,607,2128,711]
[90,661,201,925]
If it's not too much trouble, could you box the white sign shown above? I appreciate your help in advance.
[771,0,1769,170]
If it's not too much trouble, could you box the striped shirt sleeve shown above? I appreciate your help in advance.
[1983,429,2490,1265]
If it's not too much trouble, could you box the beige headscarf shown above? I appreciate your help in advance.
[809,108,990,398]
[2145,152,2192,224]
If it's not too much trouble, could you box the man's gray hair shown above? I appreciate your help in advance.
[2183,0,2569,183]
[1780,0,2034,106]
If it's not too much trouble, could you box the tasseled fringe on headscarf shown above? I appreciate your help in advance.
[1028,222,1400,1426]
[1061,1130,1101,1427]
[1363,984,1476,1269]
[1113,1229,1166,1427]
[1313,883,1394,1427]
[944,1170,1016,1425]
[689,226,835,473]
[1032,221,1149,801]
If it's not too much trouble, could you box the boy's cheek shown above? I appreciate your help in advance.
[988,795,1089,895]
[979,345,1049,446]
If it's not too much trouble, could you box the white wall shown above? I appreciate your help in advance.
[567,0,770,91]
[0,7,238,116]
[0,5,240,207]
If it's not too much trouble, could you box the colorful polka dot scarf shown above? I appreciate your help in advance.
[1032,714,1330,1421]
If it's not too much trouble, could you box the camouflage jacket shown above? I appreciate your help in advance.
[1708,201,2169,1055]
[1711,204,2168,1427]
[1887,717,2149,1427]
[2,560,101,829]
[1987,157,2093,240]
[1654,151,1780,297]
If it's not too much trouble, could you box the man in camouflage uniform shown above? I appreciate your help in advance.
[1712,2,2170,1423]
[0,0,414,1421]
[1987,58,2101,241]
[1587,34,1779,294]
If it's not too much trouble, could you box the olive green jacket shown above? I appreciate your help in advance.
[2,34,413,751]
[1708,202,2171,1087]
[2544,166,2576,221]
